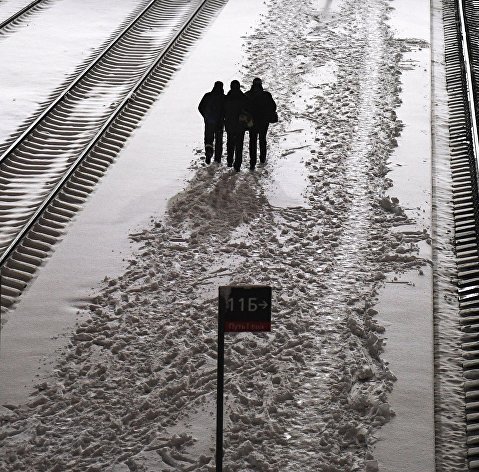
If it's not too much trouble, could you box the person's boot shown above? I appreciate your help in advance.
[205,145,213,164]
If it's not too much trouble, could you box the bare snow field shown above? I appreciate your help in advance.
[0,0,148,152]
[0,0,460,471]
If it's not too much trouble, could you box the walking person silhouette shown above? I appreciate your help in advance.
[224,80,249,171]
[245,77,277,170]
[198,81,225,164]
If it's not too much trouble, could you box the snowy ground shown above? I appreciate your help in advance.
[0,0,147,152]
[373,1,435,471]
[0,0,442,470]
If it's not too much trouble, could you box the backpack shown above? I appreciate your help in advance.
[239,109,254,129]
[269,111,279,123]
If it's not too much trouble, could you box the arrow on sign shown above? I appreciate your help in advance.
[259,300,268,309]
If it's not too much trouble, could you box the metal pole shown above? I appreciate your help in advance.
[216,308,225,472]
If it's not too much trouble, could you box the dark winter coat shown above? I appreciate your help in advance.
[198,86,225,125]
[224,88,249,133]
[245,84,276,128]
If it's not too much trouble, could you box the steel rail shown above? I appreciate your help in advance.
[459,0,479,181]
[0,0,44,30]
[0,0,157,164]
[444,1,479,470]
[0,0,211,267]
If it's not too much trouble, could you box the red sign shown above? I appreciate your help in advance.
[224,321,271,332]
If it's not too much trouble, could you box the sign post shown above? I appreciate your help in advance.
[216,299,225,472]
[216,285,272,472]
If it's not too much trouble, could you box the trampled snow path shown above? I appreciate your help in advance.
[0,0,432,470]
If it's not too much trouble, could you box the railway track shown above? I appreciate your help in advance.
[444,0,479,469]
[0,0,46,31]
[0,0,227,312]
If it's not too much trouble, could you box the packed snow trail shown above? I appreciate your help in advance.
[0,0,430,470]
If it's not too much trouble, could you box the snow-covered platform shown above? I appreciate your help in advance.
[0,0,447,470]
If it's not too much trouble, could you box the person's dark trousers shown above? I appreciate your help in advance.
[204,121,224,162]
[248,123,269,169]
[227,130,245,168]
